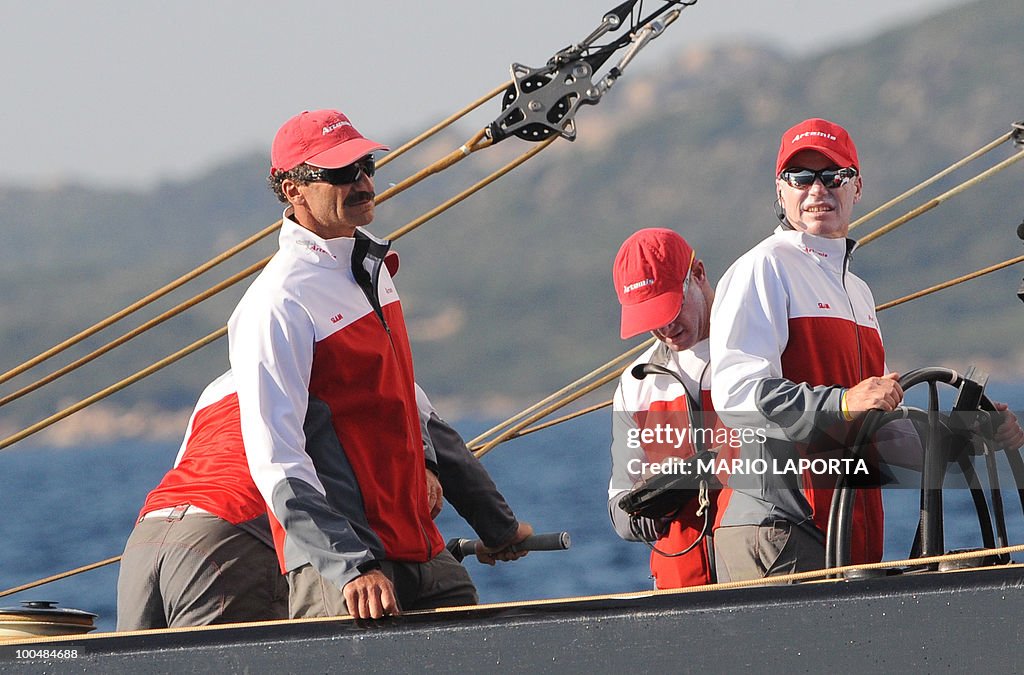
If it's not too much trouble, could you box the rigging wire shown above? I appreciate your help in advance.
[0,222,279,388]
[0,83,513,396]
[0,259,266,409]
[377,82,510,168]
[471,367,624,458]
[0,556,121,600]
[376,129,492,206]
[849,130,1014,232]
[505,399,613,440]
[386,137,557,241]
[858,149,1024,247]
[876,252,1024,311]
[0,137,563,451]
[466,338,655,449]
[0,331,223,451]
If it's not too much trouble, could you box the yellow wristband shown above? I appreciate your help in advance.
[840,389,855,422]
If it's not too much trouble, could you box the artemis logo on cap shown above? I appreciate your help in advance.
[623,278,655,294]
[791,130,837,143]
[776,118,859,174]
[323,120,352,135]
[271,109,389,174]
[613,228,695,340]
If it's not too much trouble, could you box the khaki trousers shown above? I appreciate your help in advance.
[117,513,287,630]
[713,521,825,583]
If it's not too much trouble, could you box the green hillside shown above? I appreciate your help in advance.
[1,0,1022,436]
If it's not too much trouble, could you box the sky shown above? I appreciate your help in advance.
[4,0,971,189]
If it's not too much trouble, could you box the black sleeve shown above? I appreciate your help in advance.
[427,413,520,549]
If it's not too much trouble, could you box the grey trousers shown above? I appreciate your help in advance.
[116,513,288,630]
[288,549,478,618]
[713,521,826,583]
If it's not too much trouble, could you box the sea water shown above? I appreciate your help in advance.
[2,397,1023,633]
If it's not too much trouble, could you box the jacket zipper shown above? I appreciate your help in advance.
[840,240,865,381]
[351,235,391,336]
[351,234,434,556]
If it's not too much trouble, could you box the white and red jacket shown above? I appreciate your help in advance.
[609,339,719,588]
[228,212,443,589]
[136,372,521,574]
[710,227,885,564]
[137,371,270,545]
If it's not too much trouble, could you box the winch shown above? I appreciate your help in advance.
[0,600,97,639]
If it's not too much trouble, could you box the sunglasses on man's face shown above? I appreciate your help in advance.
[778,166,857,190]
[307,156,376,185]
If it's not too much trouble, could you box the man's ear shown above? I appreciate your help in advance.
[691,258,707,284]
[281,179,305,207]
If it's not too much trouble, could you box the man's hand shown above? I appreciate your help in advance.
[843,372,904,419]
[475,521,534,566]
[342,569,401,619]
[425,469,443,519]
[992,401,1024,450]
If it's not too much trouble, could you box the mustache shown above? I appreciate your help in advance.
[345,191,375,205]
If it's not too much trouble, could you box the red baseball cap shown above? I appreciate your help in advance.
[776,118,859,175]
[613,228,695,339]
[270,109,389,174]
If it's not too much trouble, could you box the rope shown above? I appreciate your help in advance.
[876,252,1024,312]
[0,259,267,409]
[467,338,654,450]
[0,222,279,387]
[375,129,492,206]
[507,399,612,440]
[386,137,557,241]
[0,82,516,390]
[0,556,121,599]
[1,129,537,409]
[849,131,1014,232]
[377,81,511,168]
[858,149,1024,247]
[472,367,625,458]
[0,331,224,451]
[0,137,562,450]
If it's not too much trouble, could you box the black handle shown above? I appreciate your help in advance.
[446,531,571,562]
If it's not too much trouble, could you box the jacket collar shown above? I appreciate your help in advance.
[773,226,855,274]
[278,208,388,269]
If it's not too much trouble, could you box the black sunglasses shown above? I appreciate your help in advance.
[306,156,376,185]
[778,166,857,190]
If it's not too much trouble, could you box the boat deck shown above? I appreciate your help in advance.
[3,564,1022,673]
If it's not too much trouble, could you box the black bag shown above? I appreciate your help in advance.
[617,450,719,519]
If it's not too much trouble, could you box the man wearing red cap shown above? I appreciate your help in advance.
[608,228,720,588]
[709,118,1023,580]
[229,109,530,619]
[708,117,899,580]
